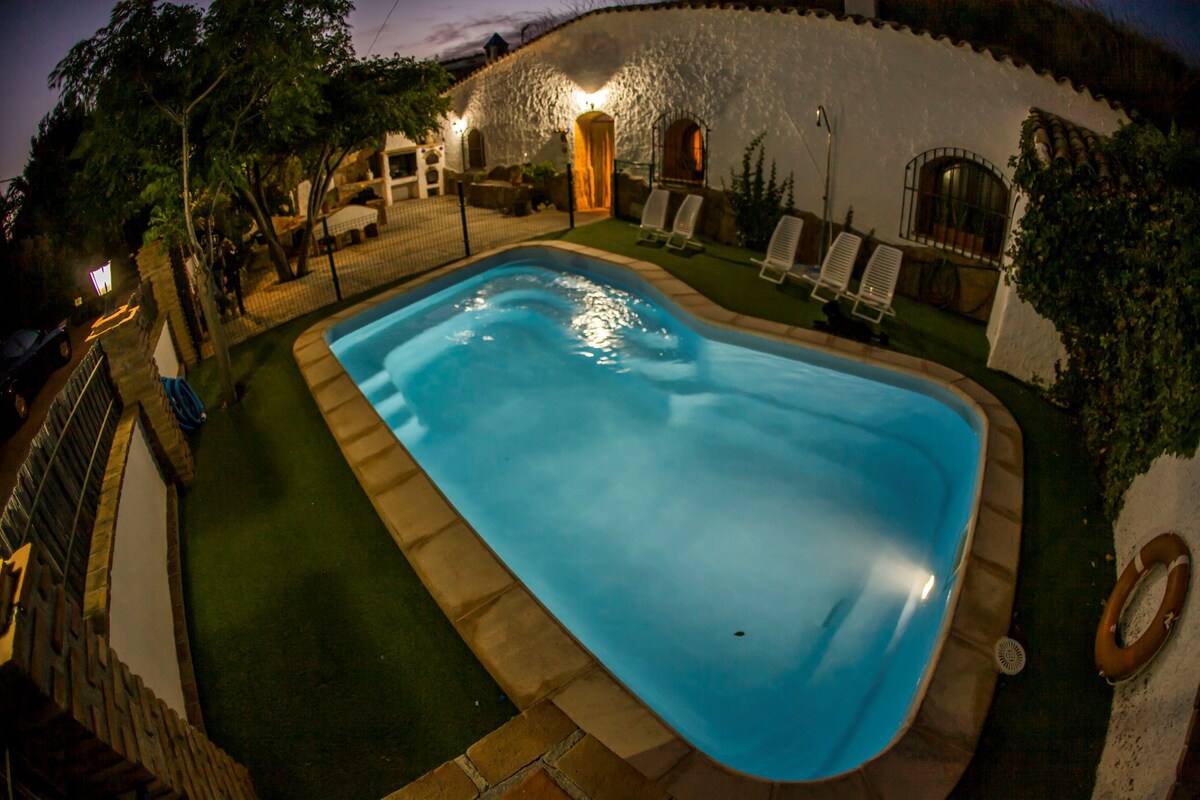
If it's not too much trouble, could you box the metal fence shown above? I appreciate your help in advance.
[217,176,578,346]
[0,344,122,604]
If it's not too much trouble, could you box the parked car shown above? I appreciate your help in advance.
[1,324,73,423]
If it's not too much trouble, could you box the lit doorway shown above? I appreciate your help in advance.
[573,112,614,212]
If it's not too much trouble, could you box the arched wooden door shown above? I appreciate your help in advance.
[573,111,614,212]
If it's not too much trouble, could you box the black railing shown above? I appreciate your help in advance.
[900,147,1013,268]
[0,345,121,603]
[215,175,576,346]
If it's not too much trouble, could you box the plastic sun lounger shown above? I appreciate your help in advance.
[848,244,904,323]
[664,194,705,253]
[754,215,804,284]
[632,188,670,243]
[795,231,863,302]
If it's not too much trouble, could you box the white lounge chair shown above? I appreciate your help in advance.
[664,194,704,253]
[754,215,804,283]
[632,188,670,243]
[848,244,903,322]
[795,231,863,302]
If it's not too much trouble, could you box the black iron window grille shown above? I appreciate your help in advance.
[901,148,1012,267]
[652,110,710,187]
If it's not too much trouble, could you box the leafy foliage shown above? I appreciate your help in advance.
[723,132,795,250]
[1008,119,1200,516]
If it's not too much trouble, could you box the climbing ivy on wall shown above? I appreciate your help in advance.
[1008,118,1200,517]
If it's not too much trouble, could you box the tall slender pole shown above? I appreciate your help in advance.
[822,125,833,261]
[817,105,834,264]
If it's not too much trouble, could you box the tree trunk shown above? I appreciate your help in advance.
[295,223,314,277]
[180,119,237,407]
[239,183,293,282]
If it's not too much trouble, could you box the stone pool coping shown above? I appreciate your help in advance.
[293,241,1024,800]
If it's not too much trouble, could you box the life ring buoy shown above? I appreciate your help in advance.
[1095,532,1189,683]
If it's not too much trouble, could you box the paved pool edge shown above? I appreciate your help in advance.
[293,241,1024,800]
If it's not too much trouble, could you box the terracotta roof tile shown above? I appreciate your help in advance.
[1028,107,1120,186]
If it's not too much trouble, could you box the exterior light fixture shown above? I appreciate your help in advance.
[451,118,467,134]
[90,261,113,297]
[573,88,608,111]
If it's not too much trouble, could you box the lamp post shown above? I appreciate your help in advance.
[816,105,833,263]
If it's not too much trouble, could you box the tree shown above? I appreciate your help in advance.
[54,0,252,406]
[288,55,452,277]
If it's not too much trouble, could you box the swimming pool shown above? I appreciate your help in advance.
[325,246,986,781]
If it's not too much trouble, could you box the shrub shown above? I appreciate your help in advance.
[1008,119,1200,516]
[723,132,795,250]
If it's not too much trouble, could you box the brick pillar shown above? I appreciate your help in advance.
[0,544,259,799]
[137,241,199,369]
[90,303,195,486]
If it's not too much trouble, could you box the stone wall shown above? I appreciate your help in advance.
[0,543,257,798]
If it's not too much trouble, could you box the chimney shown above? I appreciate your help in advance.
[484,33,509,63]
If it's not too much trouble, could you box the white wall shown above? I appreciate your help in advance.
[108,418,187,717]
[442,7,1125,246]
[153,320,180,380]
[1092,453,1200,800]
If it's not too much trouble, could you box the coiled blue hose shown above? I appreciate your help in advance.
[161,376,207,431]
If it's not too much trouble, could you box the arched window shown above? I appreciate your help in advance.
[653,111,709,186]
[902,149,1011,265]
[467,129,486,170]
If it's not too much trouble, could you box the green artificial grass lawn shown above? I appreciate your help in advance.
[181,308,516,800]
[183,219,1116,799]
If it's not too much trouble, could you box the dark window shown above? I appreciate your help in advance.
[467,129,486,170]
[902,149,1011,264]
[653,111,709,187]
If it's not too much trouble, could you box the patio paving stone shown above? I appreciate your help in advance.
[769,769,878,800]
[458,587,593,709]
[951,558,1017,648]
[970,504,1022,576]
[303,352,343,387]
[342,422,399,464]
[374,473,459,549]
[324,395,379,441]
[912,634,998,753]
[548,665,690,782]
[357,445,419,493]
[660,751,773,800]
[553,734,672,800]
[979,461,1024,524]
[861,726,971,800]
[313,373,360,413]
[503,769,572,800]
[466,701,576,785]
[407,522,516,620]
[732,315,792,338]
[382,761,478,800]
[987,423,1023,471]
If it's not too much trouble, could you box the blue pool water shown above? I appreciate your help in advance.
[328,248,983,780]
